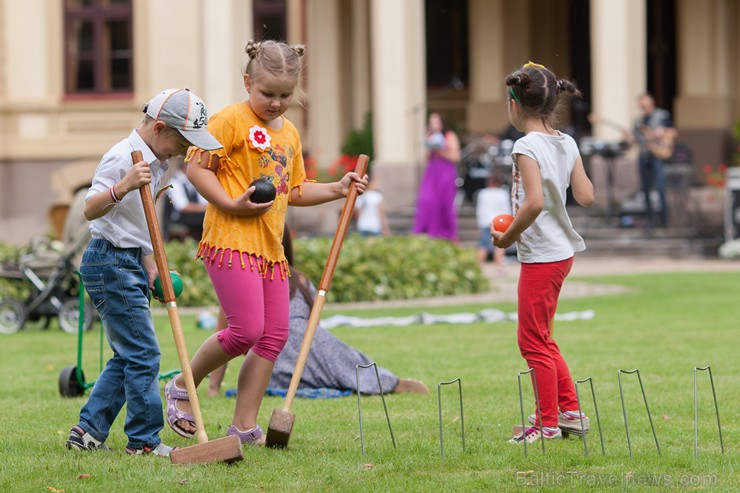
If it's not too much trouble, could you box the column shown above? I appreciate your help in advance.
[466,0,507,133]
[284,0,344,236]
[590,0,646,141]
[370,0,425,209]
[305,0,343,163]
[350,0,371,130]
[202,0,251,115]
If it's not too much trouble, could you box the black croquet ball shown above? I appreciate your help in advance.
[249,178,276,204]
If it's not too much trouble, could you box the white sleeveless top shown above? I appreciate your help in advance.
[511,131,585,263]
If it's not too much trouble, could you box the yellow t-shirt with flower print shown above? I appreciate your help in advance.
[187,101,306,274]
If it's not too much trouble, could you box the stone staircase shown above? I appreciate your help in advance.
[567,205,724,257]
[387,203,723,258]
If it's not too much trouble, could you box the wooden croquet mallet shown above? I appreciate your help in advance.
[265,154,370,448]
[131,150,243,465]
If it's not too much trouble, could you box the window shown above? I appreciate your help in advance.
[64,0,133,96]
[253,0,287,41]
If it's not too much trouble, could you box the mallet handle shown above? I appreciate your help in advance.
[282,154,369,412]
[132,150,209,444]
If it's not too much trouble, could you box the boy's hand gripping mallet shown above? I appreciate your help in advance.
[265,154,369,448]
[132,150,243,465]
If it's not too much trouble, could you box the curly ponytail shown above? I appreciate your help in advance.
[556,79,581,98]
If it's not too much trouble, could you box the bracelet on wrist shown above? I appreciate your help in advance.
[109,186,121,203]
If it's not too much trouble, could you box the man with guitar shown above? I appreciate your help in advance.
[625,93,674,229]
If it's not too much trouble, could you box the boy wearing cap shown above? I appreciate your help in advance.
[65,89,222,457]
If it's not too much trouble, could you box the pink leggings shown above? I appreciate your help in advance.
[517,257,579,428]
[205,251,289,361]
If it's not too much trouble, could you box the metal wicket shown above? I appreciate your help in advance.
[618,368,660,458]
[437,377,465,458]
[693,365,724,459]
[574,376,605,456]
[516,368,544,457]
[355,362,396,455]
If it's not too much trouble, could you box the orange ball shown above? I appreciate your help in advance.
[492,214,514,233]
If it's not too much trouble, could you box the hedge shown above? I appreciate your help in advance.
[164,234,490,305]
[1,235,490,307]
[293,234,489,303]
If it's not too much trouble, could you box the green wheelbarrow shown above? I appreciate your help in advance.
[58,273,179,397]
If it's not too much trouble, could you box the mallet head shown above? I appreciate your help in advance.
[169,435,243,465]
[265,408,295,448]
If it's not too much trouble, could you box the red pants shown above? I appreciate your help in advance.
[517,257,579,428]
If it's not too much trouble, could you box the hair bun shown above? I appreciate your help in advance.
[505,72,529,88]
[516,72,532,89]
[245,40,261,59]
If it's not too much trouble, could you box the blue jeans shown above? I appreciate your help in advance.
[77,238,163,449]
[479,227,493,251]
[639,152,668,227]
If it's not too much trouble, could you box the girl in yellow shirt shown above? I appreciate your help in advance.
[166,40,367,445]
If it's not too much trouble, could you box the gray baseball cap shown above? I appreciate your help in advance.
[144,88,223,150]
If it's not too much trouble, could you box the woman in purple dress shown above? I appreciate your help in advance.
[412,112,461,241]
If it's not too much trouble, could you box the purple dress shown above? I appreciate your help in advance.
[412,152,458,241]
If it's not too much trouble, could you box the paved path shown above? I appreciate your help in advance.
[327,255,740,310]
[164,255,740,315]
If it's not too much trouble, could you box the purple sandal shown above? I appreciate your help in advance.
[164,376,196,439]
[227,424,265,446]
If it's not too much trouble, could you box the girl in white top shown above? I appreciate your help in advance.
[491,62,594,445]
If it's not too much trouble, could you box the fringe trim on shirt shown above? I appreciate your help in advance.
[196,243,290,280]
[186,148,232,170]
[289,179,316,202]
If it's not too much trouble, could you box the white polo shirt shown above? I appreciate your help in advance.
[511,131,585,263]
[86,129,169,256]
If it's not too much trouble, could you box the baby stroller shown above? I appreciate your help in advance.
[0,188,96,334]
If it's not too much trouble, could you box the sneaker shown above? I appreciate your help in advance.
[558,410,590,436]
[125,443,176,457]
[227,425,266,446]
[509,426,561,444]
[66,426,111,452]
[527,411,590,436]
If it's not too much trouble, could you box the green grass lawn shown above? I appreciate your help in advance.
[0,271,737,492]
